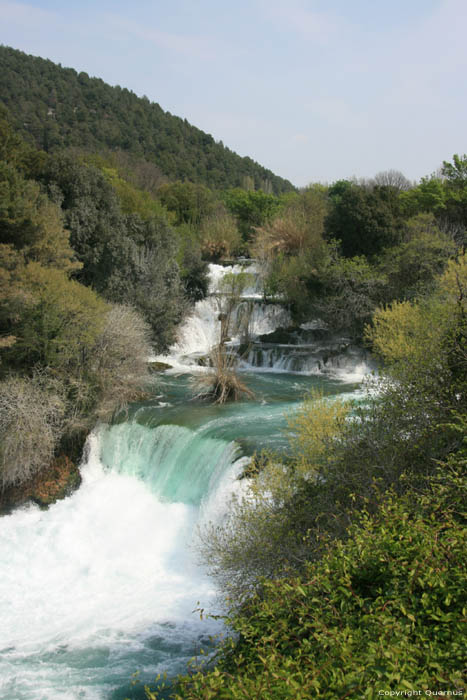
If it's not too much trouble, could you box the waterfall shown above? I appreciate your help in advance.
[0,426,246,700]
[155,262,291,371]
[158,262,373,381]
[0,260,372,699]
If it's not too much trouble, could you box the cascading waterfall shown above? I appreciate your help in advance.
[0,426,247,700]
[156,263,291,370]
[1,260,371,699]
[157,262,373,380]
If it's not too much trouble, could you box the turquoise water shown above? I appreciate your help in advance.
[0,370,363,700]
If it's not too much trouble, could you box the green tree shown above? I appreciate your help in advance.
[3,262,108,370]
[441,154,467,247]
[157,181,217,226]
[325,181,404,257]
[223,188,282,240]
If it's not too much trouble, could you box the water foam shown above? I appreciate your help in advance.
[0,426,243,699]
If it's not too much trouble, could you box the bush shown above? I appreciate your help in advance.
[160,462,466,700]
[192,346,254,405]
[89,304,152,419]
[0,374,66,488]
[200,207,242,260]
[199,392,351,602]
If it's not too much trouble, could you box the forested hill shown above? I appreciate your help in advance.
[0,45,294,194]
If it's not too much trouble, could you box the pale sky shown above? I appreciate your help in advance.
[1,0,466,187]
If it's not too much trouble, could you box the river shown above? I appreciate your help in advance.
[0,264,370,699]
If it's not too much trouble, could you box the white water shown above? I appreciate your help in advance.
[155,263,291,371]
[0,428,245,700]
[1,261,373,699]
[156,263,373,381]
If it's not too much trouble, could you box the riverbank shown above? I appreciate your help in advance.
[0,453,82,514]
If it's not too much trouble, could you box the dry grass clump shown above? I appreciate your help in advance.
[192,345,254,404]
[200,208,242,260]
[252,186,327,262]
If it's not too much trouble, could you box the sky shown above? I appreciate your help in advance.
[1,0,466,187]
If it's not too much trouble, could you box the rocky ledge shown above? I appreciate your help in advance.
[0,455,82,514]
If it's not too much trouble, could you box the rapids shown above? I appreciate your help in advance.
[0,264,371,699]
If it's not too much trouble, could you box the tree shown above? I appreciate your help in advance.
[371,169,412,191]
[223,188,282,240]
[325,181,404,257]
[377,213,455,301]
[440,154,467,247]
[102,215,187,350]
[88,304,152,419]
[253,186,327,260]
[399,176,446,217]
[157,181,217,226]
[0,373,66,488]
[0,162,80,272]
[2,262,107,371]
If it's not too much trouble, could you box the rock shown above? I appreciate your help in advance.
[148,361,173,372]
[0,455,82,514]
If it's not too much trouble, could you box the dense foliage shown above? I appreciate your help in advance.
[0,45,294,194]
[0,111,185,487]
[152,463,466,699]
[256,167,463,337]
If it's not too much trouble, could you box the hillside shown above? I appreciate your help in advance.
[0,45,294,194]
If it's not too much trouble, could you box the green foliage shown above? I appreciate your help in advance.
[325,181,405,257]
[176,224,209,301]
[157,181,217,226]
[377,214,455,301]
[0,46,294,193]
[163,462,466,699]
[100,165,169,220]
[399,177,446,217]
[38,152,188,349]
[266,243,386,335]
[223,188,283,240]
[199,392,352,601]
[0,159,79,272]
[2,262,108,370]
[101,215,188,350]
[440,154,467,246]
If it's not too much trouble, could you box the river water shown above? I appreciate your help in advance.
[0,265,370,699]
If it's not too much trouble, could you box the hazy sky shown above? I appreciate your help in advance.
[1,0,466,187]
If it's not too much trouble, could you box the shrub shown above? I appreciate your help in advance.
[200,207,242,260]
[198,392,351,602]
[0,374,66,488]
[192,346,254,405]
[89,304,152,419]
[151,462,467,699]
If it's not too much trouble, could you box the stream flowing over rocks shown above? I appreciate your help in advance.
[1,262,372,699]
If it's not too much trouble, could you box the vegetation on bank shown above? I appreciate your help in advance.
[149,463,466,699]
[0,49,466,695]
[144,255,467,700]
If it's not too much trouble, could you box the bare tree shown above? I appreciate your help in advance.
[90,304,152,419]
[372,169,412,191]
[0,374,66,488]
